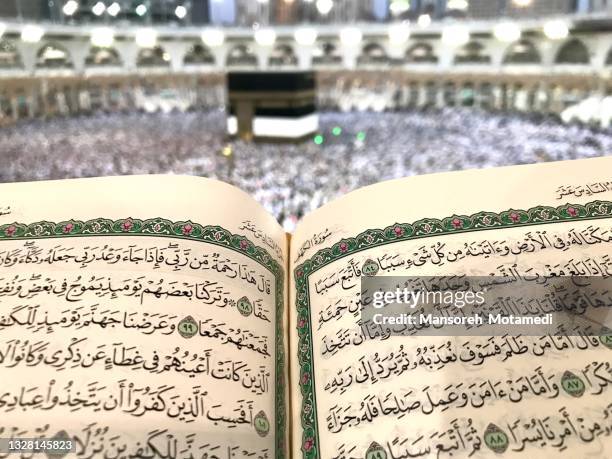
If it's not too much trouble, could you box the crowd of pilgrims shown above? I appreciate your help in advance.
[0,108,610,230]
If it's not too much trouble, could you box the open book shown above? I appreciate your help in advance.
[0,155,611,459]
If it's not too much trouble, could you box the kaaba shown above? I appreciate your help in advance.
[226,71,318,141]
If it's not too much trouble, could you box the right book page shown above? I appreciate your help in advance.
[289,155,612,459]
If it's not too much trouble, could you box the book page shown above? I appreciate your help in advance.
[289,156,612,458]
[0,175,288,459]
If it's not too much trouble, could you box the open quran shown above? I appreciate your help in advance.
[0,155,611,459]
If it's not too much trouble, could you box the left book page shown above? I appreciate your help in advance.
[0,175,288,459]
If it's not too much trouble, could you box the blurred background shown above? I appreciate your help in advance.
[0,0,611,229]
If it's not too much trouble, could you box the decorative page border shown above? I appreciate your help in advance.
[293,200,612,458]
[0,217,286,459]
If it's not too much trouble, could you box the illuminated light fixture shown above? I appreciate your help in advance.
[175,5,187,19]
[227,117,237,135]
[92,1,106,16]
[201,28,225,47]
[447,0,468,10]
[294,27,317,46]
[107,2,120,16]
[513,0,532,6]
[135,4,147,16]
[91,27,114,47]
[316,0,333,15]
[417,14,431,28]
[256,0,269,3]
[62,0,78,16]
[254,28,276,46]
[135,28,157,48]
[441,24,470,47]
[494,22,521,43]
[284,0,295,3]
[543,19,569,40]
[0,23,5,39]
[388,23,410,45]
[21,25,44,43]
[340,27,362,47]
[389,0,410,16]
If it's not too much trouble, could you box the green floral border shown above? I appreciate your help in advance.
[293,200,612,458]
[0,217,286,459]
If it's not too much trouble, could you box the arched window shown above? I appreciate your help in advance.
[269,43,297,66]
[226,44,257,66]
[503,40,541,64]
[312,41,342,65]
[358,42,389,65]
[454,41,490,64]
[405,43,437,64]
[184,44,215,65]
[36,43,73,69]
[0,40,22,69]
[555,39,590,64]
[85,46,122,67]
[137,46,171,67]
[445,6,467,19]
